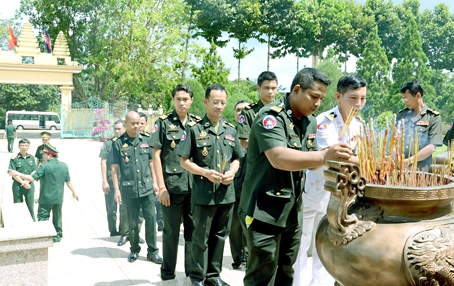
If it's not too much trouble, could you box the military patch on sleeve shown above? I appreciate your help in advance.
[238,115,245,124]
[152,124,158,133]
[262,115,277,129]
[317,123,328,130]
[181,131,187,141]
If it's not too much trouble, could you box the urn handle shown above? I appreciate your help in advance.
[324,161,375,245]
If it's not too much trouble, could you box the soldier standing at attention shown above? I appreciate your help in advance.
[237,71,278,149]
[9,138,37,221]
[239,68,353,286]
[177,84,244,286]
[139,111,163,232]
[229,100,250,270]
[4,120,17,153]
[9,144,79,242]
[111,111,162,264]
[35,131,52,166]
[151,83,200,281]
[396,80,442,171]
[100,119,127,239]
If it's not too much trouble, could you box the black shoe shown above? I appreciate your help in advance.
[127,252,138,262]
[117,236,129,246]
[204,277,229,286]
[147,253,163,264]
[139,236,145,244]
[192,282,204,286]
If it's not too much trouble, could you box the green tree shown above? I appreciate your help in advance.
[315,59,344,115]
[362,0,404,62]
[20,0,190,105]
[191,42,230,88]
[356,26,392,119]
[392,15,434,113]
[419,3,454,105]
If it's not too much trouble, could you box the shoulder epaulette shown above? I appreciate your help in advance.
[11,154,17,160]
[270,103,284,114]
[225,122,235,128]
[325,112,337,122]
[112,136,118,142]
[159,114,169,120]
[190,113,202,121]
[141,132,150,137]
[427,108,440,115]
[244,103,256,110]
[398,108,408,113]
[188,121,197,127]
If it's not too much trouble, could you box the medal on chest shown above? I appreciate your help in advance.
[125,156,129,163]
[202,146,208,157]
[170,140,176,148]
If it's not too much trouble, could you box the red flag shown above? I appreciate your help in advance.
[8,25,17,50]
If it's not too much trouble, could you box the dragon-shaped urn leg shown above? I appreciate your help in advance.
[324,161,376,245]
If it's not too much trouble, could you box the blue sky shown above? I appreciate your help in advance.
[1,0,452,91]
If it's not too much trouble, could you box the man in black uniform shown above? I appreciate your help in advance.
[100,119,126,238]
[151,83,200,280]
[229,100,250,270]
[396,80,442,171]
[111,111,163,264]
[177,84,244,286]
[237,71,278,149]
[239,68,353,286]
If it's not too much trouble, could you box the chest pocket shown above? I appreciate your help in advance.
[288,134,302,150]
[223,139,235,147]
[28,159,34,166]
[196,137,212,148]
[140,146,151,155]
[166,129,183,141]
[15,161,23,169]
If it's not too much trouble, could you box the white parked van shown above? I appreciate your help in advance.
[6,110,61,130]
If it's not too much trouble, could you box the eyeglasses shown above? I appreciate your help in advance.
[210,100,227,106]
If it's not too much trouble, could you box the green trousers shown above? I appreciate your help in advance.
[7,136,14,152]
[12,181,35,221]
[37,203,63,238]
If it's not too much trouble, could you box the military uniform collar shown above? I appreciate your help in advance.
[16,152,30,159]
[282,93,295,119]
[122,132,142,145]
[200,114,225,135]
[419,104,429,116]
[170,109,194,125]
[256,100,265,109]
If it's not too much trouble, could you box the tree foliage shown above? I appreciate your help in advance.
[315,59,344,115]
[191,42,230,88]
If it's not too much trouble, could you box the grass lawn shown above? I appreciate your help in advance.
[433,145,448,158]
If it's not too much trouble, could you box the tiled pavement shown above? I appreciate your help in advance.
[0,131,312,286]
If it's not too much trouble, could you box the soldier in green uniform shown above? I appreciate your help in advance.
[237,71,278,149]
[9,144,79,242]
[35,131,52,166]
[177,84,244,286]
[151,83,200,280]
[396,80,442,171]
[238,68,353,286]
[100,119,127,239]
[111,111,162,264]
[229,100,250,270]
[8,138,37,221]
[4,120,17,153]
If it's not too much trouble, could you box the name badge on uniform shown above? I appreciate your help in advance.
[140,143,149,148]
[416,121,429,126]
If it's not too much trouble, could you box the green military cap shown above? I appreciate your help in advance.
[41,131,52,139]
[43,143,58,156]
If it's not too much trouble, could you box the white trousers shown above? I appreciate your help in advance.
[293,205,335,286]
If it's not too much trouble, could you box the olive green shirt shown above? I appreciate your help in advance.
[99,139,115,184]
[176,115,244,205]
[396,104,442,170]
[32,158,70,204]
[5,125,16,138]
[112,132,154,199]
[149,110,200,194]
[9,153,37,187]
[35,143,54,163]
[239,94,318,228]
[237,100,264,140]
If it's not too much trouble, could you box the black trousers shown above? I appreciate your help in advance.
[190,203,233,282]
[240,213,301,286]
[229,197,246,265]
[160,193,194,280]
[123,194,158,255]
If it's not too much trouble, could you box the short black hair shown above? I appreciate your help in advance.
[138,112,147,122]
[205,84,228,99]
[18,138,30,145]
[257,71,278,87]
[400,80,424,97]
[234,100,250,110]
[114,119,125,127]
[337,74,368,94]
[172,84,193,98]
[290,68,331,92]
[7,120,12,124]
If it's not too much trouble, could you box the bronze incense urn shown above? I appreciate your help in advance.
[316,161,454,286]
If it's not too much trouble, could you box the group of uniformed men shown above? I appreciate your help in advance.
[4,66,443,286]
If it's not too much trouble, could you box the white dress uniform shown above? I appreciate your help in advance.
[293,106,363,286]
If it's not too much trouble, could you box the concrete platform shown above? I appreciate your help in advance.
[0,133,313,285]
